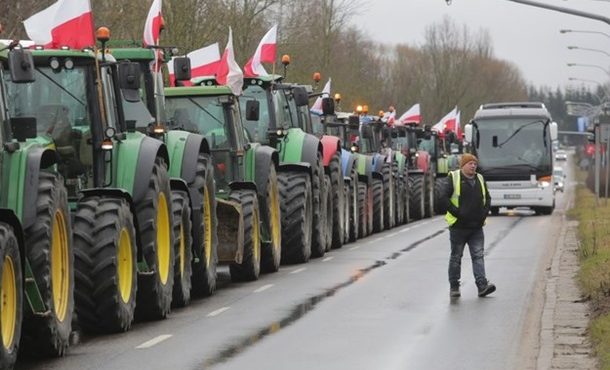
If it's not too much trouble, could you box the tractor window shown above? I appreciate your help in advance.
[100,66,120,130]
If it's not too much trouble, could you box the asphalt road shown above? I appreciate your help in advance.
[19,162,571,370]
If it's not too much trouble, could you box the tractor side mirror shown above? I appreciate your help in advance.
[348,115,360,127]
[8,49,35,83]
[292,87,309,107]
[321,97,335,115]
[118,61,141,102]
[245,100,260,121]
[173,57,191,82]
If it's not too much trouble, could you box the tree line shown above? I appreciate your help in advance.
[3,0,597,128]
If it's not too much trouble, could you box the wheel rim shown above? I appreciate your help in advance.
[270,181,281,252]
[52,209,69,322]
[179,223,185,276]
[203,185,212,268]
[1,255,16,349]
[157,193,171,285]
[118,228,133,303]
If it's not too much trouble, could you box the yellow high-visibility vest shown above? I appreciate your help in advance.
[445,170,487,226]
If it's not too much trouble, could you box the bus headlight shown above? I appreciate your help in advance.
[538,175,552,188]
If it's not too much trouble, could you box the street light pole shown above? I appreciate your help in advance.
[561,29,610,40]
[567,46,610,58]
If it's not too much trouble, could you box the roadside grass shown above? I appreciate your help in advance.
[569,173,610,369]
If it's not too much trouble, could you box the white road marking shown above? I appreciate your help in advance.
[386,232,399,238]
[349,246,360,250]
[136,334,172,349]
[207,307,230,317]
[399,227,412,233]
[253,284,273,293]
[322,256,334,262]
[290,267,306,274]
[370,237,384,243]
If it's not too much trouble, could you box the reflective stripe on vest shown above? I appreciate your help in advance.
[445,170,487,226]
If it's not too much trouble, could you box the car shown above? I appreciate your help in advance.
[555,149,567,161]
[553,166,565,192]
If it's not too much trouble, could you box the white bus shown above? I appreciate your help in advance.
[464,102,558,215]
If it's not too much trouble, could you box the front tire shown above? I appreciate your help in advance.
[279,171,313,264]
[0,223,23,369]
[228,190,261,282]
[329,153,345,249]
[260,166,282,273]
[171,190,193,308]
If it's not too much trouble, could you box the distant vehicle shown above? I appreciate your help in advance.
[553,166,565,192]
[555,149,567,161]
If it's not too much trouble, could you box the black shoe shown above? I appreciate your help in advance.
[450,286,461,298]
[478,283,496,297]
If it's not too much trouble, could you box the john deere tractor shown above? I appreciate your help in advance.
[0,45,73,366]
[110,48,219,304]
[165,75,282,281]
[242,75,328,263]
[4,33,177,334]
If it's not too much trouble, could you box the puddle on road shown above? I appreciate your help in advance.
[201,229,446,368]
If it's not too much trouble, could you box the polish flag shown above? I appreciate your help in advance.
[243,25,277,77]
[216,28,244,96]
[143,0,163,47]
[446,109,462,138]
[383,110,396,126]
[23,0,94,49]
[168,43,221,86]
[397,103,421,125]
[310,78,331,114]
[432,106,457,133]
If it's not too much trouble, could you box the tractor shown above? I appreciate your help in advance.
[166,75,282,282]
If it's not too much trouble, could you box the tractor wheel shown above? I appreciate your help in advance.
[21,172,73,357]
[135,157,174,321]
[324,175,333,252]
[409,175,425,221]
[424,175,435,218]
[278,171,312,264]
[74,197,137,333]
[372,178,384,233]
[260,166,282,273]
[191,154,218,297]
[329,153,345,249]
[395,173,405,226]
[311,156,327,258]
[229,190,261,282]
[357,181,368,239]
[348,169,359,242]
[382,163,395,230]
[0,223,22,369]
[171,190,193,308]
[403,171,410,224]
[434,177,449,215]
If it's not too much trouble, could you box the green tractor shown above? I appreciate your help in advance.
[109,47,218,304]
[4,37,176,333]
[242,76,328,263]
[0,45,73,366]
[165,75,282,281]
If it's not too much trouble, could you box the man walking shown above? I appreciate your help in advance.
[443,153,496,298]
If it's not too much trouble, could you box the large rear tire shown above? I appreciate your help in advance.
[409,175,425,221]
[260,166,282,273]
[329,153,345,249]
[311,157,327,258]
[21,172,73,357]
[171,190,193,308]
[348,169,359,242]
[382,163,395,230]
[434,177,449,215]
[135,157,174,321]
[279,171,313,264]
[372,178,384,233]
[0,223,22,369]
[74,197,137,333]
[424,175,435,218]
[228,190,261,281]
[191,154,218,297]
[357,181,368,239]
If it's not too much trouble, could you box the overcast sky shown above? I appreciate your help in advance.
[354,0,610,91]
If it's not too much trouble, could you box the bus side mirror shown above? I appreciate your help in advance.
[549,121,558,141]
[173,57,191,82]
[245,100,260,121]
[321,97,335,115]
[8,49,35,83]
[464,123,473,143]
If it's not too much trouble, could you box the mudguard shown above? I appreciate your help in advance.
[229,181,258,192]
[115,133,169,204]
[395,152,407,175]
[340,148,356,178]
[167,131,210,184]
[320,135,341,167]
[249,144,279,198]
[416,150,430,173]
[278,162,312,176]
[371,153,386,175]
[355,153,373,185]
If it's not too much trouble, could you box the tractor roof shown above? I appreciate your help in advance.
[244,74,283,88]
[110,47,155,61]
[164,85,233,97]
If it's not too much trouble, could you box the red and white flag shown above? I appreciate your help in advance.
[398,103,421,125]
[447,109,462,138]
[432,106,457,133]
[216,28,244,96]
[143,0,163,47]
[168,43,221,86]
[23,0,94,49]
[243,25,277,78]
[383,110,396,126]
[310,78,331,114]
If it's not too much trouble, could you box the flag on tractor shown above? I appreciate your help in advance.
[311,78,331,114]
[398,103,421,125]
[216,28,244,96]
[168,43,221,86]
[243,25,278,77]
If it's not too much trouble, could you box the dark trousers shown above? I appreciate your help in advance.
[448,227,487,288]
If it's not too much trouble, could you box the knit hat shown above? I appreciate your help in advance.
[460,153,478,168]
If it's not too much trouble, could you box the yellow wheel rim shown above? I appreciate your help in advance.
[203,186,212,268]
[157,193,171,285]
[51,210,69,322]
[253,207,260,263]
[118,228,133,303]
[270,182,281,251]
[1,256,16,349]
[179,223,185,276]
